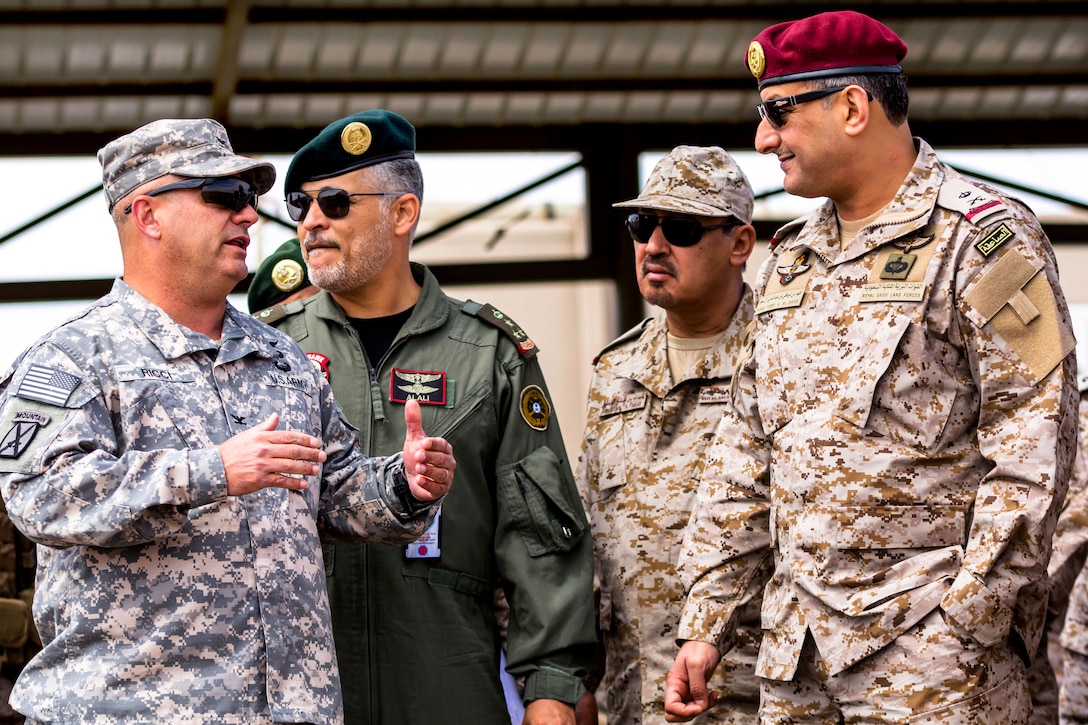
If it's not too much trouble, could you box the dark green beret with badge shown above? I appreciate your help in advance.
[284,109,416,195]
[247,238,311,313]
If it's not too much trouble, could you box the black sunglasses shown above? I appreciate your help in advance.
[124,177,259,214]
[285,188,405,222]
[625,213,739,248]
[756,86,870,129]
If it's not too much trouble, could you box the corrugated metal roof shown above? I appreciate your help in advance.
[0,1,1084,150]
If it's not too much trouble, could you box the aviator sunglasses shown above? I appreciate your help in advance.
[124,177,259,214]
[756,86,872,130]
[625,213,739,248]
[285,188,406,222]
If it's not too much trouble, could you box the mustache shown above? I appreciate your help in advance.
[302,232,340,253]
[641,255,676,277]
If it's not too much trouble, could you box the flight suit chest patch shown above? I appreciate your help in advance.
[390,368,447,405]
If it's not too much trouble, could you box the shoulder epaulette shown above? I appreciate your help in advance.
[938,174,1011,227]
[461,300,539,358]
[252,298,306,326]
[768,212,814,250]
[592,318,652,365]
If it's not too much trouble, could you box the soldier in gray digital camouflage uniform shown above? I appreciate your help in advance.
[665,11,1078,724]
[576,145,769,724]
[0,118,456,725]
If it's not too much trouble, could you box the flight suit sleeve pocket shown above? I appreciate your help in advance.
[498,446,587,557]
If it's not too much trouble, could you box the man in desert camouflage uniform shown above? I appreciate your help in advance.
[0,118,456,724]
[665,11,1078,724]
[1041,375,1088,723]
[577,145,768,724]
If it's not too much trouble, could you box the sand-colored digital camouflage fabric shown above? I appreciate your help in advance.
[678,139,1078,719]
[577,292,770,724]
[0,280,437,724]
[759,610,1031,723]
[1042,390,1088,722]
[612,145,754,223]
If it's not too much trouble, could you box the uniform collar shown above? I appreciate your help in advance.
[602,285,755,397]
[309,262,450,339]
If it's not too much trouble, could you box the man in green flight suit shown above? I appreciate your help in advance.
[259,109,596,724]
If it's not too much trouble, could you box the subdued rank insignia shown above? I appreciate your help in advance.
[0,411,51,459]
[390,368,447,405]
[881,252,916,280]
[464,302,539,358]
[976,223,1014,257]
[16,365,81,407]
[519,385,551,431]
[307,352,330,381]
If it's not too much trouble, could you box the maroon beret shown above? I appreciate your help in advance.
[745,11,907,90]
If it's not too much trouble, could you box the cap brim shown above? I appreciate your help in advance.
[612,195,733,218]
[175,157,277,196]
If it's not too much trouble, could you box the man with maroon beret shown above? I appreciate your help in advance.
[665,11,1077,724]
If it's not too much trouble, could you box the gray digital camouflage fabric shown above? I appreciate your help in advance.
[577,293,770,724]
[678,139,1078,720]
[0,279,437,724]
[612,145,754,223]
[98,118,275,210]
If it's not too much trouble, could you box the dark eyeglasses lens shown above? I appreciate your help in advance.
[202,179,257,212]
[285,192,311,221]
[660,218,704,247]
[626,214,656,243]
[627,214,707,247]
[316,189,353,219]
[285,189,354,221]
[758,102,783,129]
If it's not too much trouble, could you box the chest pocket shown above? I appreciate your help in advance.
[835,311,957,453]
[591,391,650,503]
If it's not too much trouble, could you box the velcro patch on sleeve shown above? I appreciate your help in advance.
[965,249,1074,382]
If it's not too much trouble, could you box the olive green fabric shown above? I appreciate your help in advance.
[268,263,595,723]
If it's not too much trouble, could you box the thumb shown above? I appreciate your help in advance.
[403,399,425,442]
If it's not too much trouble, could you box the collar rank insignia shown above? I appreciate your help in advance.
[519,385,551,431]
[0,410,51,459]
[390,368,447,405]
[777,250,811,286]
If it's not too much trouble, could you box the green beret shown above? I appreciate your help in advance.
[284,110,416,195]
[248,238,311,313]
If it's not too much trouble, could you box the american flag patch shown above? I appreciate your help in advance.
[16,365,81,407]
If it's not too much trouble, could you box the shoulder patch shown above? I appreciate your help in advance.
[519,385,551,430]
[16,365,81,407]
[938,175,1009,226]
[975,223,1015,258]
[461,301,538,358]
[593,318,652,364]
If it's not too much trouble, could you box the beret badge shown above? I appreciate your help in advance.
[271,259,305,293]
[341,122,373,156]
[747,41,766,78]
